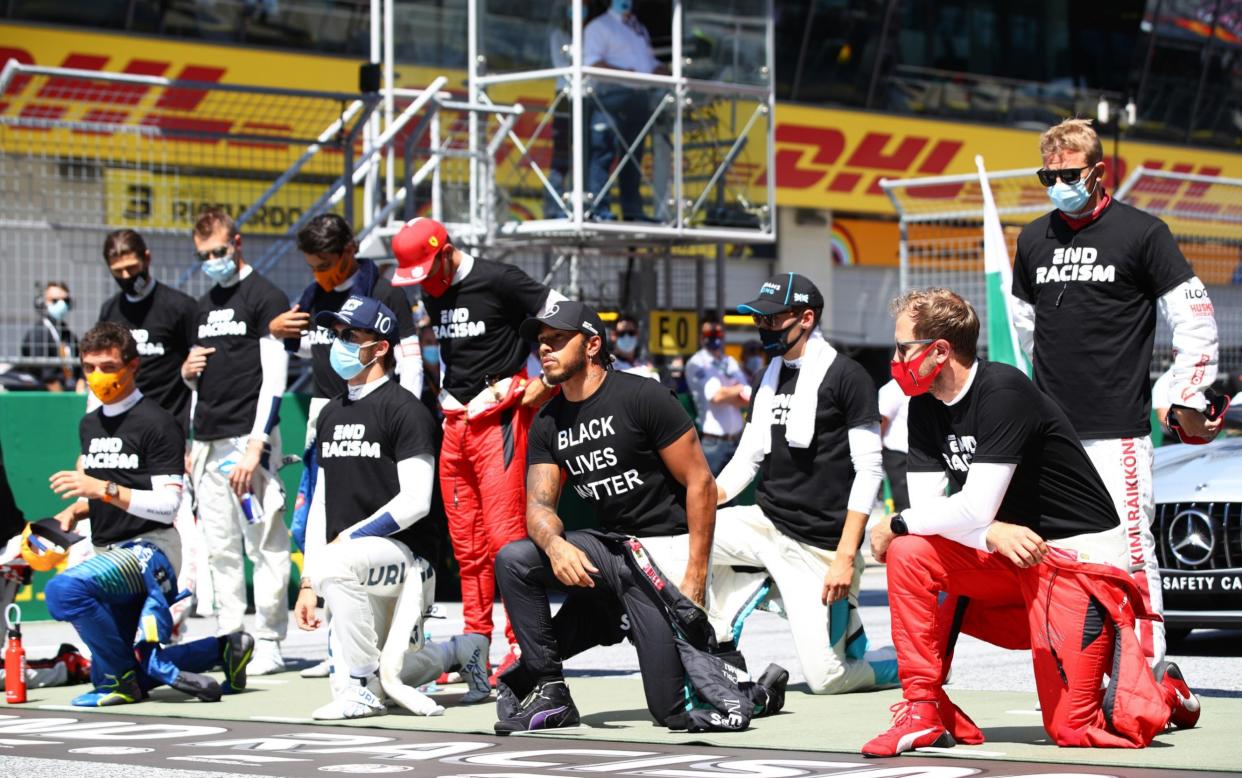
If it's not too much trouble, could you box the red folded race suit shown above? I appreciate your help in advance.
[891,535,1174,748]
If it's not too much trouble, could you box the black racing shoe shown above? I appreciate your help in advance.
[494,680,580,735]
[172,670,223,702]
[754,663,790,716]
[221,631,255,693]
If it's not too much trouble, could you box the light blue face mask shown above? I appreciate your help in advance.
[611,0,632,14]
[201,255,237,284]
[422,344,440,366]
[45,299,69,322]
[615,334,638,354]
[745,355,765,374]
[1047,178,1094,215]
[330,337,378,381]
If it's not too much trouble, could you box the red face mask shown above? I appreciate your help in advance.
[891,341,945,397]
[420,250,453,298]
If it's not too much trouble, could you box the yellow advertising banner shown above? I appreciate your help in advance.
[4,22,1241,217]
[103,169,361,236]
[765,103,1242,215]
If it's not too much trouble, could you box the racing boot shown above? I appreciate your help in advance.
[220,631,255,693]
[752,663,789,717]
[171,670,223,702]
[938,691,985,745]
[494,679,580,735]
[451,633,492,704]
[489,644,521,688]
[1156,661,1201,730]
[313,673,387,720]
[861,700,954,757]
[71,669,144,707]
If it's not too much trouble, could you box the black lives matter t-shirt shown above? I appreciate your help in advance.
[305,277,416,399]
[528,371,694,537]
[907,360,1119,540]
[424,258,550,404]
[316,379,441,562]
[79,396,185,547]
[98,283,198,433]
[191,271,289,441]
[750,355,879,550]
[1013,200,1194,439]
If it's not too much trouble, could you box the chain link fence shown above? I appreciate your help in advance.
[882,166,1242,376]
[0,62,377,373]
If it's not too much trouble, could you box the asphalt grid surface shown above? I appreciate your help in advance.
[0,708,1234,778]
[2,564,1238,777]
[13,566,1239,701]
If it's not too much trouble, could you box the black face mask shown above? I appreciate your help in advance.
[759,320,801,356]
[116,270,151,297]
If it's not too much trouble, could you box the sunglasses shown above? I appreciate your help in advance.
[894,337,936,360]
[1036,166,1092,187]
[194,244,234,263]
[750,310,801,329]
[332,327,379,345]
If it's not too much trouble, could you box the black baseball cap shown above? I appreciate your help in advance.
[520,300,610,355]
[314,294,400,345]
[738,272,824,316]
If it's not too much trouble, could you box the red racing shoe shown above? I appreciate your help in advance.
[938,692,985,745]
[862,700,955,757]
[1156,661,1201,730]
[489,645,521,688]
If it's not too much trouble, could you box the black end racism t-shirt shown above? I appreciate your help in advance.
[528,371,694,537]
[749,354,879,550]
[306,277,416,399]
[1013,200,1194,439]
[98,283,198,434]
[906,360,1119,540]
[79,396,185,547]
[316,379,440,562]
[191,270,289,441]
[424,258,550,404]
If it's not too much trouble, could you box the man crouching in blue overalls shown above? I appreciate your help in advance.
[44,321,252,706]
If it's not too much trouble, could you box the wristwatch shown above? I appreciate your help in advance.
[889,513,909,536]
[101,480,120,503]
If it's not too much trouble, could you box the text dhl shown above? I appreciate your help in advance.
[754,123,1228,202]
[0,49,326,151]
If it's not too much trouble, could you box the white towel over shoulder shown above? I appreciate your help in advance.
[748,332,836,454]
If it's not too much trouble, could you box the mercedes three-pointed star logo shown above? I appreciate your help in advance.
[1168,509,1216,567]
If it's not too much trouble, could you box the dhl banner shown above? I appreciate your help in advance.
[3,22,1242,219]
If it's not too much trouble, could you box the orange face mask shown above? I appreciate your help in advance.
[314,254,355,292]
[87,367,134,405]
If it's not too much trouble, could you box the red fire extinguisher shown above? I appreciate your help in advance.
[5,604,26,704]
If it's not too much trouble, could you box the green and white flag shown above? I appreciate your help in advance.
[976,155,1030,374]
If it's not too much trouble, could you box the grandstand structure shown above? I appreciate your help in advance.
[0,0,776,368]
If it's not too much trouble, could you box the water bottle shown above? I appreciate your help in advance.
[241,492,264,524]
[4,605,26,704]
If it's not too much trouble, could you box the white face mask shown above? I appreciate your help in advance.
[46,299,69,322]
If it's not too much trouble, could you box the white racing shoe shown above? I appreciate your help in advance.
[313,675,387,720]
[300,658,331,678]
[248,639,287,676]
[453,634,492,704]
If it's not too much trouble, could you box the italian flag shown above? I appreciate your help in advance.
[977,155,1030,374]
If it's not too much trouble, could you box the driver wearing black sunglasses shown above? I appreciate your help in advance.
[1011,117,1221,667]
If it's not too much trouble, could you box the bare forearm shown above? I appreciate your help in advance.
[527,506,566,553]
[525,463,566,552]
[684,471,715,576]
[837,509,868,560]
